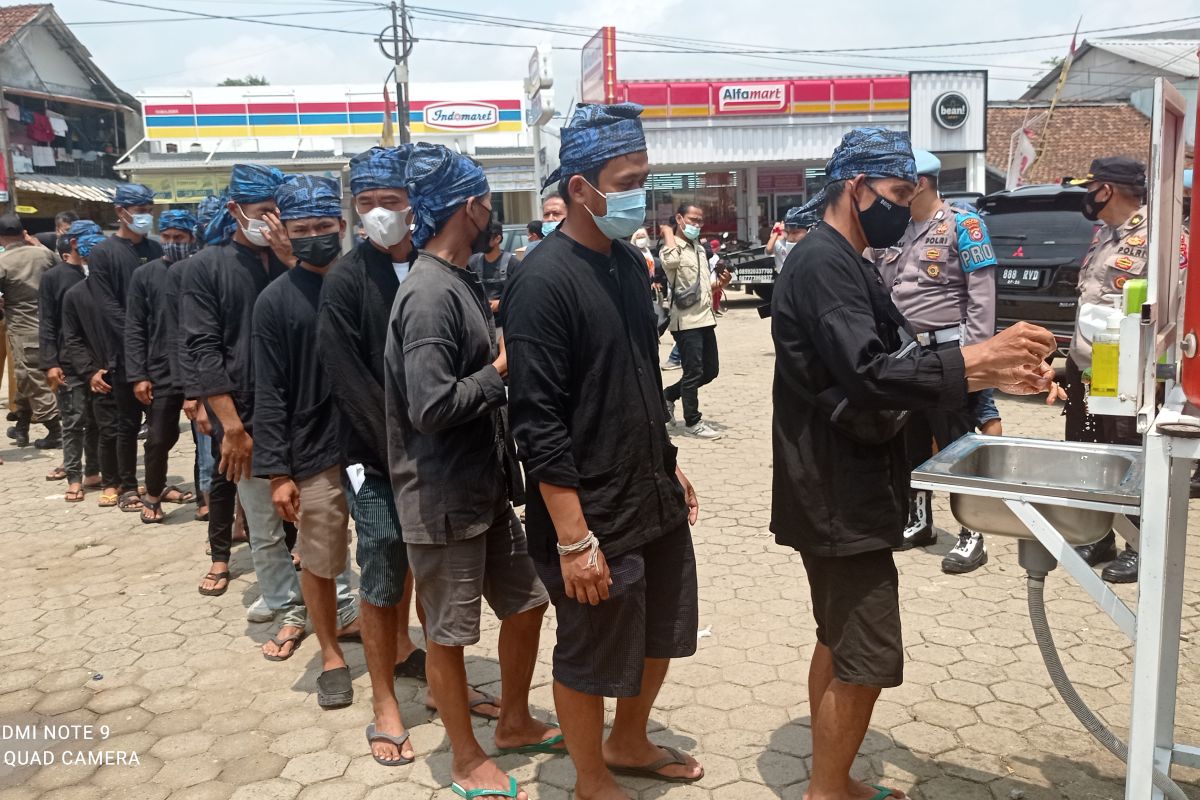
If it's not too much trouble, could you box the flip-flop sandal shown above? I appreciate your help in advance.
[194,508,210,522]
[98,492,120,508]
[425,689,501,721]
[46,466,67,481]
[198,571,230,597]
[451,775,519,799]
[263,631,305,662]
[365,723,414,766]
[609,745,703,784]
[317,666,353,709]
[140,499,165,525]
[393,649,427,680]
[868,785,905,800]
[497,732,566,756]
[118,491,143,512]
[161,485,195,504]
[64,488,85,503]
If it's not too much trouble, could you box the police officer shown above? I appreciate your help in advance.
[1062,156,1148,584]
[765,206,819,273]
[878,149,997,573]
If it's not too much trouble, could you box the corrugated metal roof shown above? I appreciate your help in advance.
[14,175,126,203]
[1089,39,1200,78]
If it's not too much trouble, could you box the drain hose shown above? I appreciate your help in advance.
[1027,575,1188,800]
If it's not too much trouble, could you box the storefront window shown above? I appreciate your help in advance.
[646,171,739,240]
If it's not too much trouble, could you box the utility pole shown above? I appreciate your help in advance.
[379,1,413,144]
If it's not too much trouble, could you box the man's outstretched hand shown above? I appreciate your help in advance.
[963,322,1059,395]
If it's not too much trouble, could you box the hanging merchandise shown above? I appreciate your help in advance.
[31,145,55,168]
[46,110,68,138]
[54,147,72,162]
[4,100,19,121]
[27,113,55,143]
[11,150,33,173]
[19,108,33,124]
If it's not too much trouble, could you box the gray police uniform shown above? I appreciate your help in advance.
[878,199,997,465]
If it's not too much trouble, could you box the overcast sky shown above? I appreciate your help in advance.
[50,0,1197,105]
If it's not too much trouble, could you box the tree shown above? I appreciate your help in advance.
[218,75,269,87]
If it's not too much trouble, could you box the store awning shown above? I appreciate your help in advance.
[14,175,126,203]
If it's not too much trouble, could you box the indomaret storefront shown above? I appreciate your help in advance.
[580,32,987,242]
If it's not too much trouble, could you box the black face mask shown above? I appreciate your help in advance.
[468,203,493,256]
[1082,187,1110,222]
[857,183,911,248]
[291,232,342,267]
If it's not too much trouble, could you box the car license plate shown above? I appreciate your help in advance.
[735,269,774,283]
[999,267,1042,288]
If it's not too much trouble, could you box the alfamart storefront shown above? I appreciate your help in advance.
[579,30,987,241]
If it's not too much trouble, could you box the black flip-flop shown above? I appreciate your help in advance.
[161,485,195,504]
[140,499,164,525]
[393,649,427,680]
[366,723,414,766]
[609,745,703,784]
[46,466,67,481]
[317,666,353,709]
[118,491,143,512]
[198,571,230,597]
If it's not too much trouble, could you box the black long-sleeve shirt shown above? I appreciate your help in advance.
[38,260,86,371]
[770,222,967,557]
[61,279,108,386]
[383,252,510,545]
[317,241,408,476]
[86,234,162,373]
[125,257,184,393]
[251,266,342,481]
[178,241,289,432]
[504,233,686,563]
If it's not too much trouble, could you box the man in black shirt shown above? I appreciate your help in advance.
[318,145,428,763]
[41,222,101,501]
[126,210,199,523]
[87,183,163,512]
[771,128,1061,800]
[506,102,704,798]
[254,175,360,708]
[180,164,343,658]
[61,233,120,505]
[385,143,556,798]
[466,220,517,324]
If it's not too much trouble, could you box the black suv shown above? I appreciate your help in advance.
[978,184,1096,352]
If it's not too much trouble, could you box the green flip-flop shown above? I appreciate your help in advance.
[450,775,519,799]
[868,784,904,800]
[497,732,566,756]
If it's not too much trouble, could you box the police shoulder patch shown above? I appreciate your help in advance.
[955,212,997,272]
[1130,213,1145,227]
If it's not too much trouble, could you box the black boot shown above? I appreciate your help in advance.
[6,410,31,447]
[34,417,62,449]
[1101,545,1138,584]
[1075,531,1117,566]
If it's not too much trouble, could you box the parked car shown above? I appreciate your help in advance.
[501,224,531,254]
[943,190,985,211]
[978,184,1096,353]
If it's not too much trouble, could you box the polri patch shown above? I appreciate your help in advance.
[925,248,943,261]
[934,222,949,235]
[1115,255,1135,271]
[926,263,941,278]
[1115,274,1129,290]
[1126,235,1146,246]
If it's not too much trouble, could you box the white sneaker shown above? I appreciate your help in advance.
[666,400,677,427]
[662,361,682,371]
[246,596,275,623]
[684,421,723,440]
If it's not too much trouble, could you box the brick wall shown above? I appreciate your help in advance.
[986,104,1151,185]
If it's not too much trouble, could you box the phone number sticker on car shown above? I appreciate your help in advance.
[999,267,1041,288]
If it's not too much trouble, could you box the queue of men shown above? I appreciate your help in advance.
[0,98,1155,799]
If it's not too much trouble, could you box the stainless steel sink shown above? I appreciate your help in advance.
[911,435,1143,545]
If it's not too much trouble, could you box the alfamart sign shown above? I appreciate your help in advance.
[717,84,787,113]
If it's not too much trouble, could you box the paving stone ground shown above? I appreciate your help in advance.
[1,296,1199,800]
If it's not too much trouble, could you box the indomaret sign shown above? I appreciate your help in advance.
[716,83,787,114]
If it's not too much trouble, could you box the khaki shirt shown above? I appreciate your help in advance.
[877,200,997,345]
[662,237,715,332]
[0,242,56,336]
[1070,205,1148,369]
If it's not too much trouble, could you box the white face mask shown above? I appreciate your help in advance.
[236,205,270,247]
[632,236,649,250]
[361,206,410,249]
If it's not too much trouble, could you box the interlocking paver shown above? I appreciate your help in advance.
[3,302,1200,799]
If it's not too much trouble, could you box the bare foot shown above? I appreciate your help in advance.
[83,475,102,489]
[804,780,906,800]
[262,624,305,659]
[369,699,415,764]
[453,755,527,800]
[493,720,565,753]
[576,783,633,800]
[604,740,703,781]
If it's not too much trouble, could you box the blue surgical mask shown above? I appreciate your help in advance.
[583,183,646,241]
[682,223,702,241]
[541,219,560,235]
[126,212,154,236]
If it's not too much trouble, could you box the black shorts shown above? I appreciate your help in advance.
[534,523,699,697]
[801,548,903,688]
